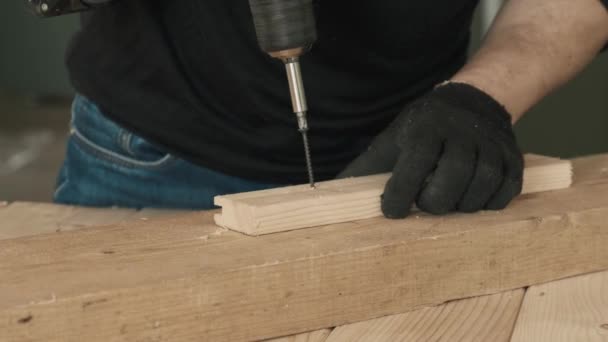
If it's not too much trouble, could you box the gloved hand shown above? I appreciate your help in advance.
[339,82,524,219]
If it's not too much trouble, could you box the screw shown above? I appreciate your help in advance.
[41,3,48,12]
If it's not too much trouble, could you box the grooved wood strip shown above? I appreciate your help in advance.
[510,270,608,342]
[215,155,572,236]
[326,289,524,342]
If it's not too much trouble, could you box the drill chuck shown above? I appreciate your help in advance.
[248,0,317,54]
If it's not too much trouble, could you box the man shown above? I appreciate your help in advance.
[56,0,608,219]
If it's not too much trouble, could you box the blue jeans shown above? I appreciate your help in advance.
[54,95,278,209]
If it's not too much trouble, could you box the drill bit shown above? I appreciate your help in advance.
[300,130,315,188]
[285,57,316,188]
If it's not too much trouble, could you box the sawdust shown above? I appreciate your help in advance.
[197,227,229,242]
[28,293,56,306]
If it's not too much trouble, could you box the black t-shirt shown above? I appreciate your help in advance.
[66,0,478,184]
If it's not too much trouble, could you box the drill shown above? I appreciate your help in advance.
[27,0,318,187]
[248,0,318,188]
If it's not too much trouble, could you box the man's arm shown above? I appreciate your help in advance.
[451,0,608,122]
[340,0,608,219]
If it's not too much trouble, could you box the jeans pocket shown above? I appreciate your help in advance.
[70,94,176,170]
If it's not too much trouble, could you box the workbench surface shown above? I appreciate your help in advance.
[1,154,608,342]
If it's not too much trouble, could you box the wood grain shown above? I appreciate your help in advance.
[326,289,524,342]
[56,206,140,231]
[572,154,608,186]
[0,203,324,342]
[0,203,193,241]
[215,155,572,236]
[0,202,138,240]
[0,202,76,240]
[266,329,332,342]
[0,202,80,239]
[0,204,320,342]
[511,270,608,342]
[135,208,192,221]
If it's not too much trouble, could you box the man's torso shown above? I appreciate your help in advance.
[66,0,478,183]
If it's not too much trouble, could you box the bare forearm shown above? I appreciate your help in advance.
[451,0,608,121]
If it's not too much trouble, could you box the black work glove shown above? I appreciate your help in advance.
[339,82,524,219]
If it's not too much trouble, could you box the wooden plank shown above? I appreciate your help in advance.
[135,208,192,221]
[56,206,140,232]
[0,203,188,241]
[266,329,332,342]
[510,270,608,342]
[0,202,81,239]
[215,155,572,236]
[0,169,606,342]
[326,289,524,342]
[0,202,138,240]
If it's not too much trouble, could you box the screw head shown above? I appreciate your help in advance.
[40,3,48,12]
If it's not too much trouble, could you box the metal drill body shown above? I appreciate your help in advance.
[284,57,309,132]
[248,0,317,188]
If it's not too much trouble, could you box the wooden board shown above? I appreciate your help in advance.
[0,202,81,239]
[0,202,139,240]
[572,154,608,186]
[55,206,140,232]
[0,163,606,342]
[215,155,572,236]
[0,203,192,241]
[266,329,332,342]
[511,270,608,342]
[0,204,317,342]
[135,208,191,221]
[326,289,524,342]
